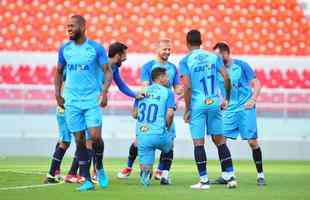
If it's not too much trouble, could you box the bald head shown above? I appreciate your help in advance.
[156,38,171,62]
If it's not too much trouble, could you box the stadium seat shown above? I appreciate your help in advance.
[0,0,309,55]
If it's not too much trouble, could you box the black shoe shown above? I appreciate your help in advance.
[160,177,171,185]
[257,177,266,186]
[210,176,228,185]
[44,174,61,184]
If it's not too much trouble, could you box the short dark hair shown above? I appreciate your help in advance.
[108,42,128,58]
[71,15,86,26]
[213,42,230,54]
[151,67,166,81]
[186,29,202,46]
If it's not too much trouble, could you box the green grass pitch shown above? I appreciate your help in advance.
[0,157,309,200]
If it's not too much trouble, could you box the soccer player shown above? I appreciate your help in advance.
[90,42,144,180]
[117,39,182,184]
[133,67,176,187]
[179,30,236,189]
[55,15,112,191]
[211,42,266,186]
[44,105,86,184]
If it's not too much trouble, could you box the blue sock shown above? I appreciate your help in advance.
[252,147,263,173]
[77,146,91,180]
[194,145,207,177]
[159,150,173,171]
[68,149,78,175]
[94,141,104,170]
[217,143,234,173]
[49,144,66,176]
[127,143,137,168]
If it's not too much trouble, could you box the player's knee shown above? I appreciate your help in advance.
[59,141,70,150]
[212,135,226,146]
[248,139,259,149]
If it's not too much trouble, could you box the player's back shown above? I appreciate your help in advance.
[180,49,223,110]
[135,83,171,136]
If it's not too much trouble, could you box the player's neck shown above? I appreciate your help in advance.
[156,56,167,64]
[188,46,200,51]
[74,35,87,45]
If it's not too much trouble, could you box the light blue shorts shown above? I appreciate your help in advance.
[137,133,173,166]
[223,107,258,140]
[189,108,223,140]
[65,105,102,133]
[57,107,92,142]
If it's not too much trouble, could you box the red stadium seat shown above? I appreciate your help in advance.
[0,1,308,55]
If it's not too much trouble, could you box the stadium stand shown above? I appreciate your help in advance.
[0,0,309,55]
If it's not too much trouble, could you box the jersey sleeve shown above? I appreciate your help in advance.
[166,89,176,110]
[57,45,66,66]
[113,67,137,98]
[140,62,151,82]
[133,99,139,108]
[215,55,224,72]
[96,44,109,66]
[179,57,190,76]
[241,61,256,81]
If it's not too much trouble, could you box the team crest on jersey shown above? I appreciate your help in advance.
[204,98,214,105]
[139,125,149,133]
[56,106,65,114]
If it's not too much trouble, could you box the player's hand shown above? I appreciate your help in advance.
[55,95,65,109]
[220,99,229,110]
[135,91,146,100]
[183,110,190,123]
[100,92,108,108]
[245,99,256,109]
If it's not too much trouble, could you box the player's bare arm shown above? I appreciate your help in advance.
[219,67,231,109]
[54,63,65,109]
[132,107,138,119]
[181,75,191,123]
[101,63,113,107]
[245,78,262,109]
[166,108,174,129]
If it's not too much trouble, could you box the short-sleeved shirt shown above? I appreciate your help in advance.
[179,49,224,110]
[140,60,180,89]
[218,59,255,111]
[58,39,108,109]
[134,83,176,136]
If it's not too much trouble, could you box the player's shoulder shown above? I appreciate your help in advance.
[167,61,177,69]
[142,60,156,69]
[233,59,252,69]
[59,40,72,51]
[87,39,105,50]
[179,53,191,65]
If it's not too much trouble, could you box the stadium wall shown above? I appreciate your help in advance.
[0,115,309,160]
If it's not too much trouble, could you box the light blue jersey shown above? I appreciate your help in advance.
[218,59,255,112]
[134,83,176,165]
[141,60,180,89]
[179,49,224,110]
[219,59,258,140]
[140,60,179,137]
[135,83,176,136]
[58,38,108,109]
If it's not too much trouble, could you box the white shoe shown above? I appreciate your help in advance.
[190,181,210,190]
[117,167,132,179]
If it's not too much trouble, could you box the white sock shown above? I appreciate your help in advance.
[161,170,169,179]
[257,172,265,179]
[200,175,209,183]
[222,172,235,181]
